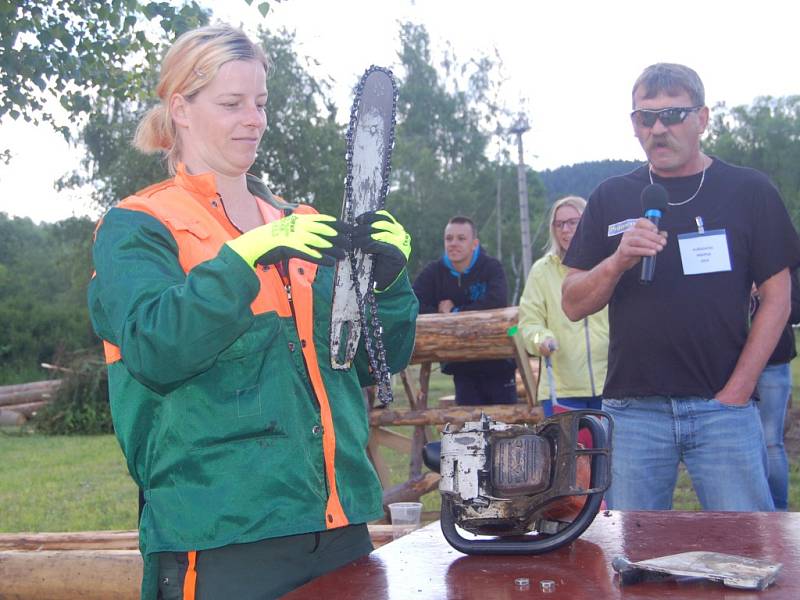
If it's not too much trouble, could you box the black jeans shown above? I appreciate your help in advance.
[453,372,518,405]
[156,524,373,600]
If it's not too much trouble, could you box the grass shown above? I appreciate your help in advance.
[1,362,799,533]
[0,429,138,532]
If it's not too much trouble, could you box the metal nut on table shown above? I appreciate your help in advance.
[540,579,556,593]
[514,577,530,587]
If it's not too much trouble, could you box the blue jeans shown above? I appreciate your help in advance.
[603,396,774,511]
[756,363,791,510]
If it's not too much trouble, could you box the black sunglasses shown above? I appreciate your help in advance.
[630,106,702,128]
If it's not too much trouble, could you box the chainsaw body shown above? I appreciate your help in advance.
[424,410,612,555]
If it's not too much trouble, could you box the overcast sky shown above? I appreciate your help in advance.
[1,0,798,223]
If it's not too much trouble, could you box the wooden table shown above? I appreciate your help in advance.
[284,511,800,599]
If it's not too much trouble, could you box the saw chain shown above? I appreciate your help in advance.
[329,66,398,406]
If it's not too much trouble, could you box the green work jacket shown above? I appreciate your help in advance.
[88,167,418,598]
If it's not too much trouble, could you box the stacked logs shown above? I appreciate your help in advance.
[0,379,61,425]
[0,527,397,600]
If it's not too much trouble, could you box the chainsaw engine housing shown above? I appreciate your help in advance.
[431,410,612,554]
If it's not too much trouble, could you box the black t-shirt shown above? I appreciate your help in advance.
[564,158,800,399]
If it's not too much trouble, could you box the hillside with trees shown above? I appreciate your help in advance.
[538,159,642,202]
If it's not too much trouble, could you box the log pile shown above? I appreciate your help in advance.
[0,379,61,425]
[0,526,398,600]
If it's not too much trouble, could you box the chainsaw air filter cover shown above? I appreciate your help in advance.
[491,434,551,496]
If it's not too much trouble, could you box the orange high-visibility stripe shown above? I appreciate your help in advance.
[289,259,348,529]
[113,185,294,316]
[183,551,197,600]
[103,341,121,364]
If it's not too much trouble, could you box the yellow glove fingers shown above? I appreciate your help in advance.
[226,212,344,267]
[370,218,403,237]
[301,220,340,242]
[370,224,411,261]
[371,229,402,246]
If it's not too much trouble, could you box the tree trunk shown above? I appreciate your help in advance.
[0,380,61,406]
[0,408,26,426]
[2,400,49,417]
[370,403,543,427]
[0,531,139,551]
[0,550,141,600]
[410,307,518,364]
[0,525,399,554]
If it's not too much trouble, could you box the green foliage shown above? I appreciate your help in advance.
[61,27,345,211]
[33,355,112,435]
[57,100,170,209]
[0,214,97,383]
[250,28,345,213]
[389,23,547,299]
[0,0,209,135]
[704,96,800,228]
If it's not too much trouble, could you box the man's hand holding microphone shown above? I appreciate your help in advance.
[611,184,669,282]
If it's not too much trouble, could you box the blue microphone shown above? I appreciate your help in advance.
[639,184,669,285]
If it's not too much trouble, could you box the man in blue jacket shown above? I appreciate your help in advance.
[412,216,517,405]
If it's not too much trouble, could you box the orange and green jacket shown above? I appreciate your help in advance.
[88,166,418,598]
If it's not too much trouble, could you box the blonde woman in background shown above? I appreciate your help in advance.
[518,196,608,424]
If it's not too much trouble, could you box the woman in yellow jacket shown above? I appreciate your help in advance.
[519,196,609,418]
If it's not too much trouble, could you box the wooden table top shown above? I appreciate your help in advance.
[284,511,800,599]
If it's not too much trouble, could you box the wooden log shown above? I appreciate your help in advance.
[0,408,26,426]
[0,531,139,551]
[369,427,412,454]
[410,307,518,364]
[366,524,394,549]
[0,525,400,554]
[0,549,141,600]
[382,472,441,507]
[0,380,61,407]
[0,379,62,394]
[367,432,393,488]
[3,400,49,417]
[370,403,543,427]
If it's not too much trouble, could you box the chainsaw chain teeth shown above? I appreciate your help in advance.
[342,66,398,407]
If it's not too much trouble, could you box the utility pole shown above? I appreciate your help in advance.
[495,167,502,261]
[509,113,532,275]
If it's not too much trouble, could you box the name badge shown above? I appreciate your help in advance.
[607,218,637,237]
[677,229,732,275]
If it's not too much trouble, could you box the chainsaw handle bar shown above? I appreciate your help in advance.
[440,414,610,555]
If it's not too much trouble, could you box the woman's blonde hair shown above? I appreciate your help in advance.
[134,24,271,174]
[545,195,587,258]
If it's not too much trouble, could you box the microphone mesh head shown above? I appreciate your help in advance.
[641,183,669,212]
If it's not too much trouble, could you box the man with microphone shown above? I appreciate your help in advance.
[561,63,800,511]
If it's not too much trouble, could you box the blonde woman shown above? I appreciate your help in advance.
[518,196,608,420]
[88,25,417,599]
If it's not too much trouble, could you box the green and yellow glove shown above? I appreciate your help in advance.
[352,210,411,291]
[226,213,349,268]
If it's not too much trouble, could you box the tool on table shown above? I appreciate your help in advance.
[423,410,612,554]
[612,552,782,591]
